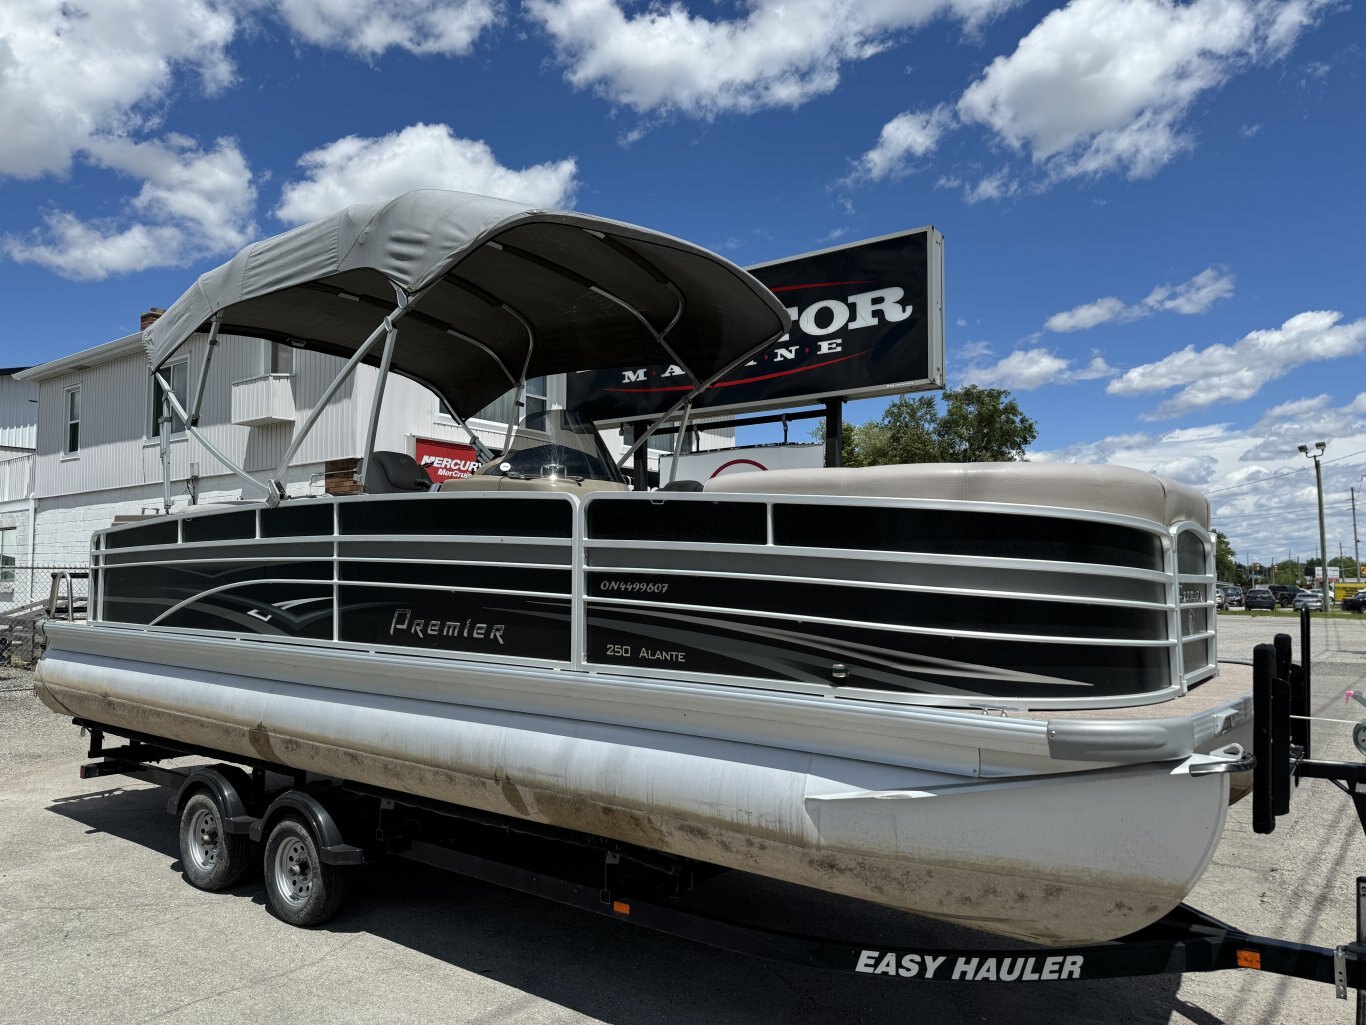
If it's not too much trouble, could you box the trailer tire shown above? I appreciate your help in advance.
[178,790,250,891]
[263,816,346,927]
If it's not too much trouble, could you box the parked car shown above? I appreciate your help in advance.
[1268,584,1298,607]
[1214,588,1227,610]
[1217,584,1244,608]
[1244,587,1277,611]
[1292,590,1325,611]
[1343,592,1366,613]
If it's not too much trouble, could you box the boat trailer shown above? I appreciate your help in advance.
[70,610,1366,1012]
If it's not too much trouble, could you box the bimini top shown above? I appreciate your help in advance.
[143,190,791,420]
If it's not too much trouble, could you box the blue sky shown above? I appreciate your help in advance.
[0,0,1363,568]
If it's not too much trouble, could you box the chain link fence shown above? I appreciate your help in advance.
[0,566,89,666]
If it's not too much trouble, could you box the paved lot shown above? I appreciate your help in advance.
[2,615,1364,1025]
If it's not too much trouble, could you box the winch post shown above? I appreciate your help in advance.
[1252,643,1276,834]
[1300,605,1313,707]
[1272,639,1293,818]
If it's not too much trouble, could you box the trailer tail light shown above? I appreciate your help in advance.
[1237,949,1262,970]
[612,900,631,915]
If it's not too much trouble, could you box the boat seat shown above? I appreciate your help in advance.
[703,462,1209,528]
[365,451,434,494]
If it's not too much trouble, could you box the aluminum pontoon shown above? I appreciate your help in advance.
[35,190,1249,945]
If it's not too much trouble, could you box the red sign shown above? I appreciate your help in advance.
[414,437,480,482]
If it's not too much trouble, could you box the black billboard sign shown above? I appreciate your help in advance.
[567,227,944,424]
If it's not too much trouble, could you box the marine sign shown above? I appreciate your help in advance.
[567,227,945,424]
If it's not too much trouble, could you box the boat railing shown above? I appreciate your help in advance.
[47,569,90,621]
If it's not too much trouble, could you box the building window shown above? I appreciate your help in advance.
[150,360,189,438]
[0,527,14,586]
[473,377,547,425]
[265,341,294,376]
[63,386,80,455]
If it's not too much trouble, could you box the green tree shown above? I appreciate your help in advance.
[832,386,1038,467]
[1331,556,1360,579]
[1271,559,1302,586]
[1212,530,1238,583]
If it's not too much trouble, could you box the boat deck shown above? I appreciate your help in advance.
[1020,661,1250,722]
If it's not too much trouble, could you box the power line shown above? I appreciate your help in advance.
[1201,446,1366,497]
[1212,499,1354,523]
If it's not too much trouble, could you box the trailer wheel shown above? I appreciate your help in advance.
[179,791,249,891]
[263,816,346,927]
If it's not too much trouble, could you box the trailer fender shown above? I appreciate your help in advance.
[167,765,254,835]
[251,789,367,866]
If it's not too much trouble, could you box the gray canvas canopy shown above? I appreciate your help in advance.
[144,190,791,420]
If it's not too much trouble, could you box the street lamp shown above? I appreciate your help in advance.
[1298,441,1329,608]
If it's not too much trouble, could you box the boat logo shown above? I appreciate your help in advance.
[389,608,505,645]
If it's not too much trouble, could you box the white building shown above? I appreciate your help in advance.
[0,368,38,602]
[16,309,730,569]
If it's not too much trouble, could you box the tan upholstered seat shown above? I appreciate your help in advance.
[704,462,1208,528]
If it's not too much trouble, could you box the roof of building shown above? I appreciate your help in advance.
[14,334,144,383]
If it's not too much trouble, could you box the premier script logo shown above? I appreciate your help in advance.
[389,608,505,645]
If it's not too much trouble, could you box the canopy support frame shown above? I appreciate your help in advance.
[186,313,222,428]
[356,297,405,491]
[615,327,789,470]
[667,402,692,486]
[266,302,421,503]
[152,369,274,503]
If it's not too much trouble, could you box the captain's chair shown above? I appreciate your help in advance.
[365,451,434,494]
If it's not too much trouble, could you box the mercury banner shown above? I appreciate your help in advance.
[567,228,945,424]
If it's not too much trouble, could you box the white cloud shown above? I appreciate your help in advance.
[1106,310,1366,418]
[961,347,1114,390]
[1146,454,1220,486]
[1046,266,1234,332]
[0,2,517,280]
[963,167,1018,204]
[1237,392,1364,461]
[1143,266,1236,314]
[1045,296,1129,333]
[0,0,237,179]
[956,0,1331,182]
[274,123,579,223]
[1073,355,1116,380]
[844,105,955,183]
[525,0,1018,119]
[275,0,501,57]
[2,136,256,279]
[1029,396,1366,559]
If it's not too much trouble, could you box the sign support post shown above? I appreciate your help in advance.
[824,399,843,468]
[631,425,649,491]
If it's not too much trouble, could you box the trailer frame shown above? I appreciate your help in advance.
[60,610,1366,1011]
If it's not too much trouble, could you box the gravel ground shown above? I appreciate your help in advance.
[1,616,1364,1025]
[0,664,67,774]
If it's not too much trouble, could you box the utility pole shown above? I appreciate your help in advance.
[1299,442,1329,609]
[1352,484,1361,582]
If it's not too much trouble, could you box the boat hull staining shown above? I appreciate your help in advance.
[35,648,1230,946]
